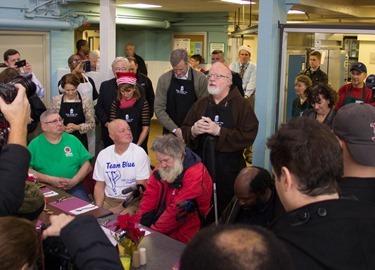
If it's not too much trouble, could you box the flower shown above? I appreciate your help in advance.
[113,213,145,247]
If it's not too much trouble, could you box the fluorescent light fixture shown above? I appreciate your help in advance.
[119,3,161,8]
[288,10,305,14]
[221,0,256,4]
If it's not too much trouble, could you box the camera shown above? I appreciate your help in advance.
[83,61,91,72]
[0,74,36,147]
[15,59,26,68]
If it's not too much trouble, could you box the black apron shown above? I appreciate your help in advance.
[343,85,366,105]
[198,101,246,217]
[59,92,88,149]
[116,98,148,153]
[164,70,197,134]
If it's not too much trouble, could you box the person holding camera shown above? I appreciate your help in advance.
[3,49,45,98]
[0,84,31,216]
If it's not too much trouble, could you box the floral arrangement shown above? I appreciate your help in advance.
[113,213,145,257]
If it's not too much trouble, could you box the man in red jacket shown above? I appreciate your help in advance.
[134,134,212,243]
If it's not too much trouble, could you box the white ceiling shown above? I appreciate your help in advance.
[67,0,375,25]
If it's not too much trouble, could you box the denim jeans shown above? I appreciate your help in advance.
[67,182,89,202]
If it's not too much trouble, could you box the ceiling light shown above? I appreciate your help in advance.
[288,10,305,14]
[221,0,256,4]
[119,3,161,8]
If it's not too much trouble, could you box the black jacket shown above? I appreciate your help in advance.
[270,198,375,270]
[60,215,123,270]
[0,144,30,216]
[134,53,148,76]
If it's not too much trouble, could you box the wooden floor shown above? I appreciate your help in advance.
[147,119,163,167]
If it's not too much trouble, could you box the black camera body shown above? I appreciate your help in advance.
[83,61,91,72]
[0,74,36,147]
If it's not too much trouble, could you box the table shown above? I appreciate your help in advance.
[38,185,112,225]
[98,215,186,270]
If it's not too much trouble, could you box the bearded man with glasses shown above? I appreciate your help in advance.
[28,109,92,201]
[181,62,259,221]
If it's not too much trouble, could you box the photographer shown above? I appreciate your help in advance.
[3,49,45,98]
[0,84,31,216]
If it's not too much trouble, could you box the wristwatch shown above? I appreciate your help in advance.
[171,128,177,134]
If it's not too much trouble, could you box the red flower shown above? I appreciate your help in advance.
[115,213,145,244]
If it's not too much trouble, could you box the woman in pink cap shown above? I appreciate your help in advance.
[110,72,150,153]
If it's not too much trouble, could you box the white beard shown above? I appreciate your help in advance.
[159,158,184,184]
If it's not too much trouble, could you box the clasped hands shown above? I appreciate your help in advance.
[191,116,220,137]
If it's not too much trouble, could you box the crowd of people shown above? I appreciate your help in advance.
[0,42,375,270]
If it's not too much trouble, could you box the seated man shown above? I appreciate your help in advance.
[267,117,375,269]
[93,119,150,214]
[134,134,213,243]
[28,109,92,201]
[179,225,293,270]
[220,166,284,226]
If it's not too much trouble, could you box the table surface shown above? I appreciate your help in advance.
[39,186,185,269]
[38,185,112,225]
[98,215,186,270]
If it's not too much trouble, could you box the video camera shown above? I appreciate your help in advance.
[0,74,36,147]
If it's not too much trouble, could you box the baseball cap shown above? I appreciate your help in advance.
[116,72,137,86]
[333,103,375,166]
[15,181,45,221]
[350,62,367,74]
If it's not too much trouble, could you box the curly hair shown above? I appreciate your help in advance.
[306,83,338,108]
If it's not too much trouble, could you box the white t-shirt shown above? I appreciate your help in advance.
[93,143,150,199]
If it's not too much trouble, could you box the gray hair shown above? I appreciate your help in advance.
[151,134,186,158]
[40,109,59,123]
[111,57,129,69]
[170,49,188,66]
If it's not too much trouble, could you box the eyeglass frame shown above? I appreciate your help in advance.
[44,118,64,125]
[206,74,229,80]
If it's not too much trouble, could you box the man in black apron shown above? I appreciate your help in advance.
[336,62,373,110]
[181,62,259,221]
[154,48,208,139]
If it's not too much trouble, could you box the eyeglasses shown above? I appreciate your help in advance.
[71,59,82,64]
[114,67,128,72]
[206,74,229,80]
[44,118,63,125]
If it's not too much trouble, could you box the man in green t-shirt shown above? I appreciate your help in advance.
[28,109,92,201]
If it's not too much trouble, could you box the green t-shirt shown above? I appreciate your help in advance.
[28,133,92,179]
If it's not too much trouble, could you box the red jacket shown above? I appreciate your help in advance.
[134,149,212,243]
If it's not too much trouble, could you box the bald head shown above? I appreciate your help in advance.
[234,167,274,211]
[180,225,292,270]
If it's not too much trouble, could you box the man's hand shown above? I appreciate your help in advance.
[23,61,33,74]
[0,84,30,146]
[192,116,220,137]
[48,176,67,189]
[42,213,75,239]
[59,177,78,190]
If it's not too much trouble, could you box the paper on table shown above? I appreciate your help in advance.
[69,204,99,215]
[42,188,59,198]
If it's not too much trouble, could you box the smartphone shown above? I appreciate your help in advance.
[83,61,91,72]
[15,59,26,68]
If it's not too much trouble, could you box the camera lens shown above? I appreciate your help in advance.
[11,75,36,98]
